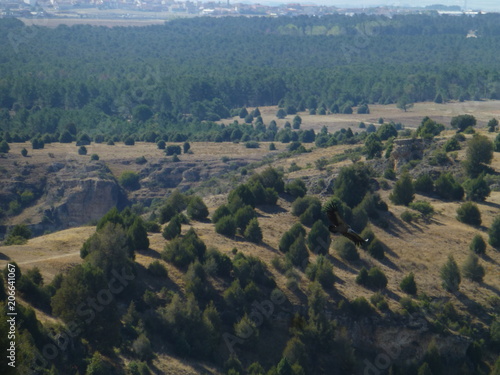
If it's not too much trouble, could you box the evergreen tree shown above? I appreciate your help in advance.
[187,196,209,221]
[307,220,331,255]
[464,134,494,177]
[440,255,461,292]
[400,272,417,295]
[286,234,308,267]
[244,218,262,243]
[462,253,485,282]
[489,215,500,248]
[469,234,486,255]
[128,217,149,251]
[390,172,414,206]
[456,202,481,226]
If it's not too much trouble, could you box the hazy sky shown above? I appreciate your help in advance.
[298,1,500,11]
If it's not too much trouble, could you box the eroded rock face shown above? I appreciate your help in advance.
[49,178,121,228]
[391,139,425,170]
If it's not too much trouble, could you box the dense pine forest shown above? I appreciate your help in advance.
[1,14,500,140]
[1,12,500,375]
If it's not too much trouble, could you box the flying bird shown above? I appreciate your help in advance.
[324,201,368,246]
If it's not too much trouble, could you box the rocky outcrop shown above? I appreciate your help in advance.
[47,178,122,229]
[390,138,425,170]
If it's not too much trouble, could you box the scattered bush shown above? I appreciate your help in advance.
[409,201,434,217]
[244,218,262,243]
[90,153,99,161]
[215,216,237,237]
[456,202,481,226]
[285,179,307,198]
[463,174,491,202]
[469,234,486,255]
[165,145,182,156]
[462,254,485,282]
[305,255,335,289]
[489,215,500,248]
[307,220,331,255]
[390,172,414,206]
[440,255,461,292]
[400,272,417,295]
[119,171,140,191]
[187,196,209,221]
[366,238,385,259]
[414,174,434,195]
[335,237,359,262]
[78,145,87,155]
[435,173,464,200]
[286,235,309,267]
[148,260,168,278]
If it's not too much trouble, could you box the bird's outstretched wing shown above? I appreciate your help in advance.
[324,201,344,227]
[343,230,368,247]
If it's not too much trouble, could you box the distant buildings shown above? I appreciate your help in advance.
[0,0,493,19]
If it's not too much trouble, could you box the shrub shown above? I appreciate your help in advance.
[414,174,434,194]
[462,254,485,282]
[335,237,359,262]
[279,231,295,253]
[165,145,182,156]
[245,141,260,148]
[78,145,87,155]
[4,224,31,245]
[400,272,417,295]
[368,267,388,289]
[443,136,461,152]
[456,202,481,226]
[350,297,374,318]
[135,156,147,165]
[367,238,385,259]
[244,218,263,244]
[334,164,371,208]
[384,168,396,180]
[305,255,335,289]
[469,234,486,255]
[370,292,389,311]
[215,216,237,237]
[463,174,490,202]
[21,147,27,157]
[390,172,414,206]
[162,229,206,267]
[307,220,331,255]
[489,216,500,248]
[435,173,464,200]
[148,260,168,278]
[119,171,140,190]
[285,179,307,198]
[211,204,231,224]
[162,216,181,240]
[291,196,321,217]
[157,140,166,149]
[234,205,257,232]
[124,136,135,146]
[440,255,461,292]
[286,235,309,267]
[464,134,494,178]
[409,201,434,217]
[187,196,209,221]
[90,153,99,161]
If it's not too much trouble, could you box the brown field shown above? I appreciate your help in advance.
[242,100,500,133]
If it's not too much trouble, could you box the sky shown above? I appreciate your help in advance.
[292,1,500,11]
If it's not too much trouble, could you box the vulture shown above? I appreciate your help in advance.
[324,201,368,246]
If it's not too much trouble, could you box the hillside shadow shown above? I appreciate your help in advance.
[480,253,498,265]
[378,256,401,272]
[454,291,490,324]
[327,254,360,275]
[382,289,401,303]
[137,247,161,259]
[481,200,500,210]
[480,281,500,296]
[258,204,287,215]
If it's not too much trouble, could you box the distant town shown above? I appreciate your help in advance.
[0,0,491,21]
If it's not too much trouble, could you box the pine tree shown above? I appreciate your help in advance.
[462,253,485,282]
[489,215,500,249]
[440,255,461,292]
[390,172,415,206]
[244,218,262,243]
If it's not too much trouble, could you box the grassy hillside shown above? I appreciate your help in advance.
[0,106,499,375]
